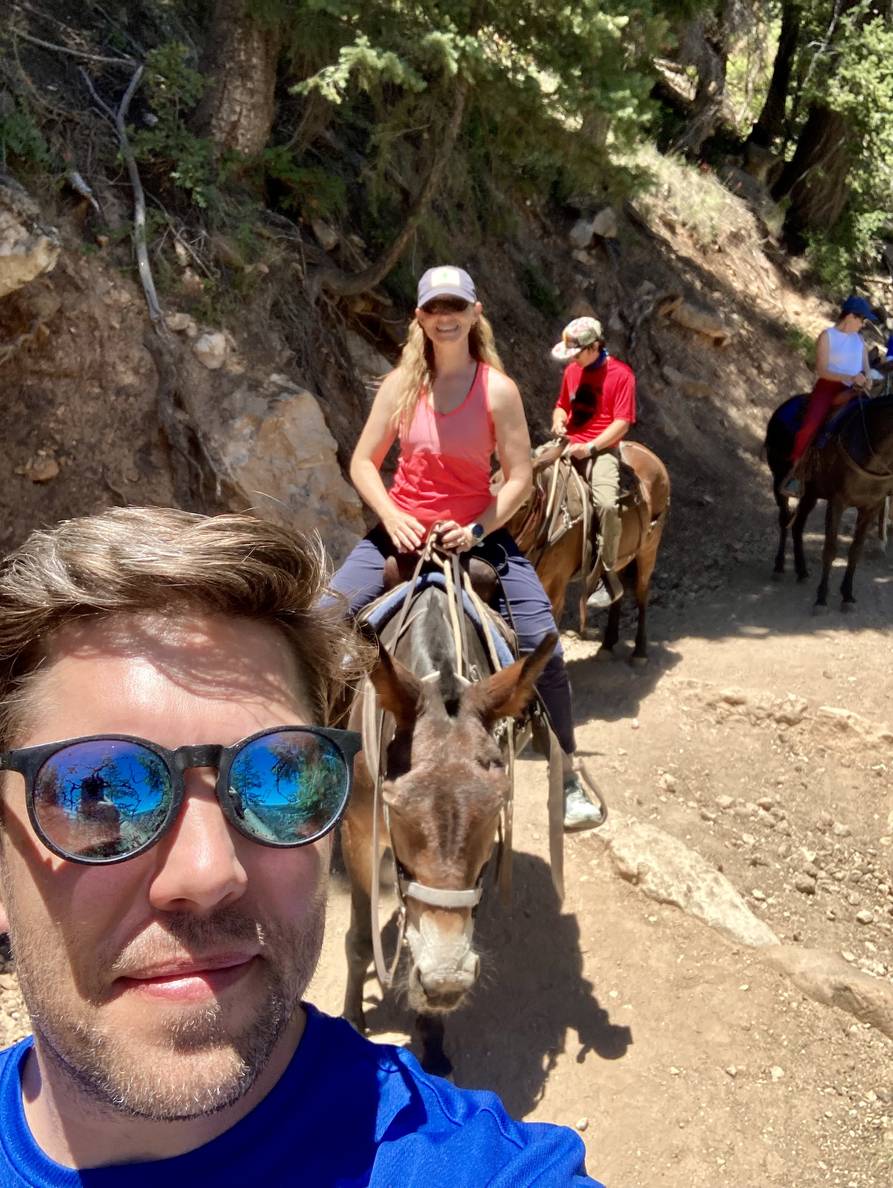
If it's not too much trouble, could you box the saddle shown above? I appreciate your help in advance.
[519,440,651,570]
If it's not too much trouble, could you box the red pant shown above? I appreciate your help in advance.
[790,379,850,462]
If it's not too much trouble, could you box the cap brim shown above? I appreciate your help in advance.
[551,341,582,362]
[419,286,475,306]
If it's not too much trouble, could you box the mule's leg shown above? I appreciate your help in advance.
[631,533,662,665]
[792,487,818,582]
[840,506,876,608]
[597,597,622,660]
[815,498,843,610]
[772,480,789,578]
[415,1012,452,1079]
[340,805,377,1033]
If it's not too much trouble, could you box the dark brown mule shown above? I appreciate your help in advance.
[766,394,893,610]
[504,441,670,664]
[340,580,555,1075]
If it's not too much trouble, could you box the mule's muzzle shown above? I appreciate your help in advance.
[409,951,480,1012]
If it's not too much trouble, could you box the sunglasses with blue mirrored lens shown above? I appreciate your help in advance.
[0,725,362,865]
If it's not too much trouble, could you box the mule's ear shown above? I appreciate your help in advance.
[369,643,424,729]
[462,632,558,727]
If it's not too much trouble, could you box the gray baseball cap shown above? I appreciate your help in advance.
[417,265,477,307]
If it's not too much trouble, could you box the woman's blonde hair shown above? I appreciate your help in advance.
[390,313,505,431]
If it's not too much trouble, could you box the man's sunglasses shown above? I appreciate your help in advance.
[0,725,362,865]
[421,297,470,314]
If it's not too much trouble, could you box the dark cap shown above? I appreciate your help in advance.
[841,295,878,322]
[417,266,477,307]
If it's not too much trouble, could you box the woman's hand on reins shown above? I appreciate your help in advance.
[382,506,426,553]
[436,520,476,553]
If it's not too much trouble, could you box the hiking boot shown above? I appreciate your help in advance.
[563,777,606,831]
[586,569,623,610]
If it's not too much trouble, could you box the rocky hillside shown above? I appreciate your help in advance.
[4,145,869,574]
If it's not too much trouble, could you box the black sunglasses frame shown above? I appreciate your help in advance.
[0,724,362,866]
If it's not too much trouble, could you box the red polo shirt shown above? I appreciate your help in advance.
[555,355,637,444]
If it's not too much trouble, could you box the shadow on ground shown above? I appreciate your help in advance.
[353,851,632,1116]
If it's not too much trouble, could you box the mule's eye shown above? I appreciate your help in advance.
[479,756,505,771]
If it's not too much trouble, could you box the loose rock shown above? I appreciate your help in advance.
[591,813,779,948]
[193,331,227,370]
[764,945,893,1041]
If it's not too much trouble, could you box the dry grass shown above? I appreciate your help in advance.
[629,143,756,252]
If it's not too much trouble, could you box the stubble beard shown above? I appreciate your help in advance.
[8,887,327,1122]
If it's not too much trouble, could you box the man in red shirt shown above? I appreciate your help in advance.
[551,316,637,608]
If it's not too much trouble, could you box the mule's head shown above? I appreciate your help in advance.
[369,634,556,1012]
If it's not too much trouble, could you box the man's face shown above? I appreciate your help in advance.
[0,613,329,1121]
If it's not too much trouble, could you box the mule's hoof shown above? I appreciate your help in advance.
[796,572,809,584]
[812,602,829,616]
[595,646,615,663]
[629,654,648,668]
[771,570,784,583]
[841,600,856,614]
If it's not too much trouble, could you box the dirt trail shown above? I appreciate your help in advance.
[306,516,893,1188]
[0,518,890,1186]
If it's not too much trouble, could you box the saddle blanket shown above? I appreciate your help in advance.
[776,392,870,449]
[362,572,516,670]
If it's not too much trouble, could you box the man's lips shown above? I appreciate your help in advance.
[115,953,258,1001]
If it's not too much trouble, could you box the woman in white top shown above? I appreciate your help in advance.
[786,296,875,488]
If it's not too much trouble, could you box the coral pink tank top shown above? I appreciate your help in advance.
[389,363,495,530]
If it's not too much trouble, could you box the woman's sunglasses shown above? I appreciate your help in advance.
[421,297,470,314]
[0,725,362,865]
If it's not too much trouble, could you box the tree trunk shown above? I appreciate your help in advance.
[748,0,800,148]
[773,103,851,252]
[194,0,281,157]
[670,11,729,158]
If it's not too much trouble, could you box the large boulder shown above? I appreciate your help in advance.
[0,177,60,298]
[592,812,779,948]
[206,373,365,564]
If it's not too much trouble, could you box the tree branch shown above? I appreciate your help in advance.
[315,77,470,299]
[13,25,136,66]
[80,66,166,332]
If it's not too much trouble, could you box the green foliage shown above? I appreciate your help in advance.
[131,42,217,207]
[782,321,815,365]
[0,100,50,168]
[806,208,891,293]
[262,146,347,218]
[288,0,680,217]
[782,4,893,275]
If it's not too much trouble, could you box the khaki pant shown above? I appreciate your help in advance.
[588,448,621,572]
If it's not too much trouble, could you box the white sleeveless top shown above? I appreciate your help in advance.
[824,326,863,377]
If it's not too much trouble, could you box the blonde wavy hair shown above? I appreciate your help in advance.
[390,313,505,432]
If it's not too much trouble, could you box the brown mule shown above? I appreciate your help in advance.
[503,441,670,664]
[340,580,556,1077]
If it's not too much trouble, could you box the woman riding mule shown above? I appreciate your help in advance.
[782,295,876,498]
[331,265,600,829]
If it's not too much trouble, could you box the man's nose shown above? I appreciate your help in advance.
[148,769,248,914]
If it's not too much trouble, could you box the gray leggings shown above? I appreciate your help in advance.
[330,526,576,753]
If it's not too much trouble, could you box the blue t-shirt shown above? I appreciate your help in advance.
[0,1005,602,1186]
